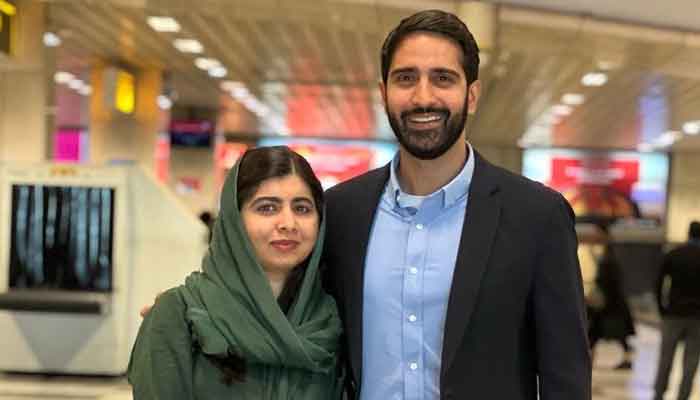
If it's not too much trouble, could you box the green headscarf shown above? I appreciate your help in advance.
[178,158,342,397]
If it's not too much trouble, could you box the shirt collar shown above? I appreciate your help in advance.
[386,142,475,210]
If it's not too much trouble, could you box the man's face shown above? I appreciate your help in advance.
[380,32,480,160]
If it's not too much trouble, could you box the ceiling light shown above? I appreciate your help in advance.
[231,87,250,99]
[54,71,74,84]
[208,66,227,78]
[173,39,203,54]
[654,131,682,147]
[68,79,84,90]
[157,95,173,110]
[195,57,221,70]
[682,120,700,135]
[551,104,573,116]
[43,32,61,47]
[78,85,92,96]
[220,81,245,91]
[581,72,608,87]
[561,93,585,106]
[147,16,181,33]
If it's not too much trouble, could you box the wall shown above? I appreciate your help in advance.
[472,143,523,174]
[168,146,216,215]
[0,0,46,162]
[666,151,700,243]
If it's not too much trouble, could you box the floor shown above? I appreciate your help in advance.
[0,324,698,400]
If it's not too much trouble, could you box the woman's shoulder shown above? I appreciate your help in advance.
[145,287,188,327]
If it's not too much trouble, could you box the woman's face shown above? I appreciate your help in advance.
[241,174,320,276]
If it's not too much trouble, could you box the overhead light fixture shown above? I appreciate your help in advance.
[654,131,682,147]
[195,57,221,70]
[682,120,700,135]
[68,79,84,90]
[581,72,608,87]
[220,80,245,91]
[561,93,585,106]
[147,16,181,33]
[157,95,173,110]
[43,32,62,47]
[231,87,250,99]
[173,39,203,54]
[78,85,92,96]
[54,71,74,84]
[208,66,227,78]
[551,104,573,116]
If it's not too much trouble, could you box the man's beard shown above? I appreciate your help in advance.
[387,102,468,160]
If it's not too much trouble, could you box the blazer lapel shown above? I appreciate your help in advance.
[344,165,390,386]
[441,152,501,376]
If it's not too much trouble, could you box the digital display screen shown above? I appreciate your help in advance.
[522,148,669,221]
[8,185,115,292]
[169,120,213,148]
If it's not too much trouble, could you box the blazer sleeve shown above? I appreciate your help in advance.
[533,194,592,400]
[128,289,195,400]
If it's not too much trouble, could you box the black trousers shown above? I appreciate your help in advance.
[654,318,700,400]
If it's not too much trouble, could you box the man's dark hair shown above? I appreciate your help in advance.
[380,9,480,85]
[689,221,700,240]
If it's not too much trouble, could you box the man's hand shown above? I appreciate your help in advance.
[139,291,163,318]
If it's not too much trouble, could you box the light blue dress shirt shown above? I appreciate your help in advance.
[360,144,475,400]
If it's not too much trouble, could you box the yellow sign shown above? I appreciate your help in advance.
[0,0,16,17]
[0,0,15,55]
[115,70,135,114]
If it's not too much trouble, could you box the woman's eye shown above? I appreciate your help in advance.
[294,204,313,214]
[256,204,277,214]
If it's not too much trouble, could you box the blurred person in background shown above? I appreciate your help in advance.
[653,221,700,400]
[129,146,342,399]
[587,225,636,370]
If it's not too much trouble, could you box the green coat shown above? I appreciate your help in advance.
[129,288,341,399]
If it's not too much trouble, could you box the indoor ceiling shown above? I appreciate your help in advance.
[43,0,700,151]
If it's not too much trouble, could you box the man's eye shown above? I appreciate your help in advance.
[396,74,414,83]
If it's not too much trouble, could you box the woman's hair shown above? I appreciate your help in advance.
[212,145,324,385]
[236,145,324,218]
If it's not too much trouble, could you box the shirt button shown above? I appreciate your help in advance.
[409,362,418,370]
[409,267,418,274]
[416,223,424,230]
[408,314,417,322]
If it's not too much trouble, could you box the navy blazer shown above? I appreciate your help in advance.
[322,150,591,400]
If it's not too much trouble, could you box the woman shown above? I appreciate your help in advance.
[587,227,636,370]
[128,146,343,399]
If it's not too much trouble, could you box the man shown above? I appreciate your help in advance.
[653,221,700,400]
[322,9,591,400]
